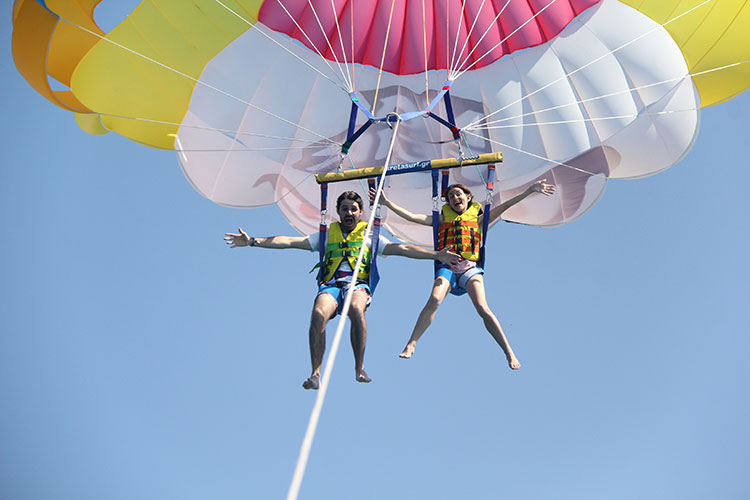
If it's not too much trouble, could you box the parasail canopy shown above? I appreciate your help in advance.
[12,0,750,245]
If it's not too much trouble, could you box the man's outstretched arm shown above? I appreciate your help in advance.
[382,244,459,266]
[224,227,312,250]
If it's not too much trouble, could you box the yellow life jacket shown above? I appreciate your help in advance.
[438,202,483,261]
[320,221,372,282]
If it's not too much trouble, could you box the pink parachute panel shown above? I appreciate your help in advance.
[258,0,600,75]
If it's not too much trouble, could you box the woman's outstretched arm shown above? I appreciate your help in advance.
[485,179,555,225]
[370,187,433,226]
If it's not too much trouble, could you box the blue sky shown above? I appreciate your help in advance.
[2,6,749,500]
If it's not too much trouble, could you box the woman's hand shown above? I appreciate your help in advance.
[368,185,391,208]
[528,179,555,196]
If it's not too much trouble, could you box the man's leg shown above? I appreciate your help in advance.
[304,292,339,390]
[347,288,371,383]
[464,275,521,370]
[399,277,451,358]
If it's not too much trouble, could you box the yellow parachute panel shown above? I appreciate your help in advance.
[621,0,750,107]
[11,0,92,112]
[71,0,264,149]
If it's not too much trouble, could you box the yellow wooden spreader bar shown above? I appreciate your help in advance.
[315,152,502,184]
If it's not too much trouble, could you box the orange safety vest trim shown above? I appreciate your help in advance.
[321,221,371,282]
[438,202,483,261]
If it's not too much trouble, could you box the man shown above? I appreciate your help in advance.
[225,191,459,390]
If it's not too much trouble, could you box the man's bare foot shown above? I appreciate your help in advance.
[508,357,521,370]
[356,370,371,383]
[399,342,416,359]
[302,375,320,390]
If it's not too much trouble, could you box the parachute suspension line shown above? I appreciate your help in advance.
[287,118,402,500]
[52,11,337,144]
[445,0,450,81]
[469,108,703,131]
[213,0,351,93]
[449,0,512,81]
[423,0,430,105]
[452,0,561,80]
[44,111,337,146]
[351,0,356,91]
[463,129,603,177]
[174,145,334,153]
[463,0,716,129]
[466,61,750,130]
[448,0,470,76]
[326,0,354,89]
[372,0,399,115]
[449,0,491,78]
[268,0,352,92]
[304,0,353,90]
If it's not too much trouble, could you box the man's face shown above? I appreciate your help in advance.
[337,199,362,233]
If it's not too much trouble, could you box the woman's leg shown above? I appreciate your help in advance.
[399,277,452,358]
[464,275,521,370]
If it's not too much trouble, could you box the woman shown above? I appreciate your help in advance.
[376,179,555,369]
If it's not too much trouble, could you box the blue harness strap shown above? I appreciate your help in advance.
[442,90,462,140]
[478,163,496,269]
[316,183,328,283]
[368,177,382,295]
[431,169,441,275]
[369,216,382,295]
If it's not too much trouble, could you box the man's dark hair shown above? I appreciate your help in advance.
[336,191,364,211]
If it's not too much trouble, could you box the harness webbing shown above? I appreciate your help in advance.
[316,183,328,283]
[431,163,497,292]
[478,164,496,269]
[431,169,441,276]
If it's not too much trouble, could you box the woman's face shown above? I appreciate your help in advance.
[447,187,471,214]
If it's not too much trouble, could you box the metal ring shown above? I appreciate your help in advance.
[384,112,402,129]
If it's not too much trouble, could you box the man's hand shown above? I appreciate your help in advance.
[224,227,253,248]
[528,179,555,196]
[437,248,461,266]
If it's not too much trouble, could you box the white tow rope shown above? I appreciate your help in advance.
[286,117,402,500]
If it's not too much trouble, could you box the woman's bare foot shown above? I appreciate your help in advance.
[508,356,521,370]
[302,374,320,390]
[356,369,371,383]
[399,341,416,359]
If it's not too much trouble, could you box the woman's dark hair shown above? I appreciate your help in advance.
[445,183,473,203]
[336,191,364,211]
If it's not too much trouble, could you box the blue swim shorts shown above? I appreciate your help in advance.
[436,265,484,296]
[317,281,372,315]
